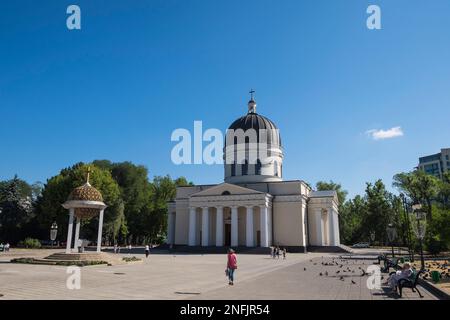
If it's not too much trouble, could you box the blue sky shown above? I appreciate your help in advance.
[1,0,449,198]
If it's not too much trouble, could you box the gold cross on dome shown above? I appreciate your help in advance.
[249,89,255,100]
[86,166,91,184]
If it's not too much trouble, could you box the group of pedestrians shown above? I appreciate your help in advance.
[271,246,287,259]
[0,243,10,252]
[112,244,140,254]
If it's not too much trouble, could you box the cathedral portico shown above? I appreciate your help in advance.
[181,185,273,248]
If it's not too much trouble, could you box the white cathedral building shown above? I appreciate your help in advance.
[167,95,341,252]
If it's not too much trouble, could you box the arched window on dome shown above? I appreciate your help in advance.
[242,160,249,176]
[231,162,236,177]
[274,160,279,177]
[256,159,262,175]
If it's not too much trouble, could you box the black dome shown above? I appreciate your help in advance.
[227,113,281,146]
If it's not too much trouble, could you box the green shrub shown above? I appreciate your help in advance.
[18,238,42,249]
[11,258,35,264]
[11,258,109,266]
[123,256,141,262]
[426,237,447,255]
[54,260,108,267]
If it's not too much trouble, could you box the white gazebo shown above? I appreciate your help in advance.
[61,171,107,254]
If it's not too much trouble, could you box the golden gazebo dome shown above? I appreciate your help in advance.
[68,182,103,202]
[65,168,105,219]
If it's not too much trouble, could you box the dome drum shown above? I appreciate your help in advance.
[224,94,284,184]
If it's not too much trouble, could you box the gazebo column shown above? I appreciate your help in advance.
[73,217,81,251]
[65,208,75,254]
[96,209,104,253]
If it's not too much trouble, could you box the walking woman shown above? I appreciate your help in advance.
[145,244,150,258]
[226,248,238,285]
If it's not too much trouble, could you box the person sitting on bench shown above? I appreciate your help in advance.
[387,263,413,293]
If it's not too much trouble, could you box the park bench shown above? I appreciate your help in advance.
[389,269,424,298]
[381,256,402,273]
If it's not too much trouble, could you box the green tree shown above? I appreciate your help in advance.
[363,180,393,245]
[144,175,191,244]
[393,170,439,221]
[93,160,152,244]
[92,160,192,244]
[339,195,366,244]
[0,176,34,243]
[316,181,348,205]
[35,163,123,244]
[437,171,450,209]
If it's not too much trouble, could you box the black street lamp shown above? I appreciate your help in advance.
[386,224,397,258]
[412,204,426,271]
[399,193,413,260]
[50,222,58,247]
[370,231,376,246]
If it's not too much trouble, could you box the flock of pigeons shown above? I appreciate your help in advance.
[421,261,450,281]
[304,256,380,285]
[306,257,450,286]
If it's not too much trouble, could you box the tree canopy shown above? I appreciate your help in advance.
[0,161,191,245]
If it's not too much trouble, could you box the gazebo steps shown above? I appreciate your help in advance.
[43,252,126,265]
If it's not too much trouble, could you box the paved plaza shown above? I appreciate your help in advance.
[0,249,437,300]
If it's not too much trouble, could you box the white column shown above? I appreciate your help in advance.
[231,206,238,247]
[334,211,340,245]
[201,207,209,246]
[188,207,196,246]
[96,209,104,253]
[73,217,81,250]
[260,205,269,247]
[246,206,254,247]
[215,206,224,247]
[315,209,323,246]
[167,212,175,244]
[268,205,273,246]
[65,208,75,254]
[301,203,307,247]
[328,208,336,246]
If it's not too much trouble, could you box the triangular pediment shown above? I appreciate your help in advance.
[190,183,264,197]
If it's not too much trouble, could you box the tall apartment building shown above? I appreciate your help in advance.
[418,148,450,179]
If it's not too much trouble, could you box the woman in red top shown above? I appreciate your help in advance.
[227,248,238,285]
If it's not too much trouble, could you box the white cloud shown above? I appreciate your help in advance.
[366,126,404,140]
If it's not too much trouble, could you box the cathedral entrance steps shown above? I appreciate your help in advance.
[164,246,272,255]
[307,245,352,253]
[337,244,355,253]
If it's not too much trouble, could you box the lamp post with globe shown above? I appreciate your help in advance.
[412,203,426,271]
[370,231,376,246]
[386,224,397,258]
[400,193,414,261]
[50,222,58,247]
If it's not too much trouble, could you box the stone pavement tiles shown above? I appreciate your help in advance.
[0,252,317,300]
[0,253,437,300]
[195,256,437,300]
